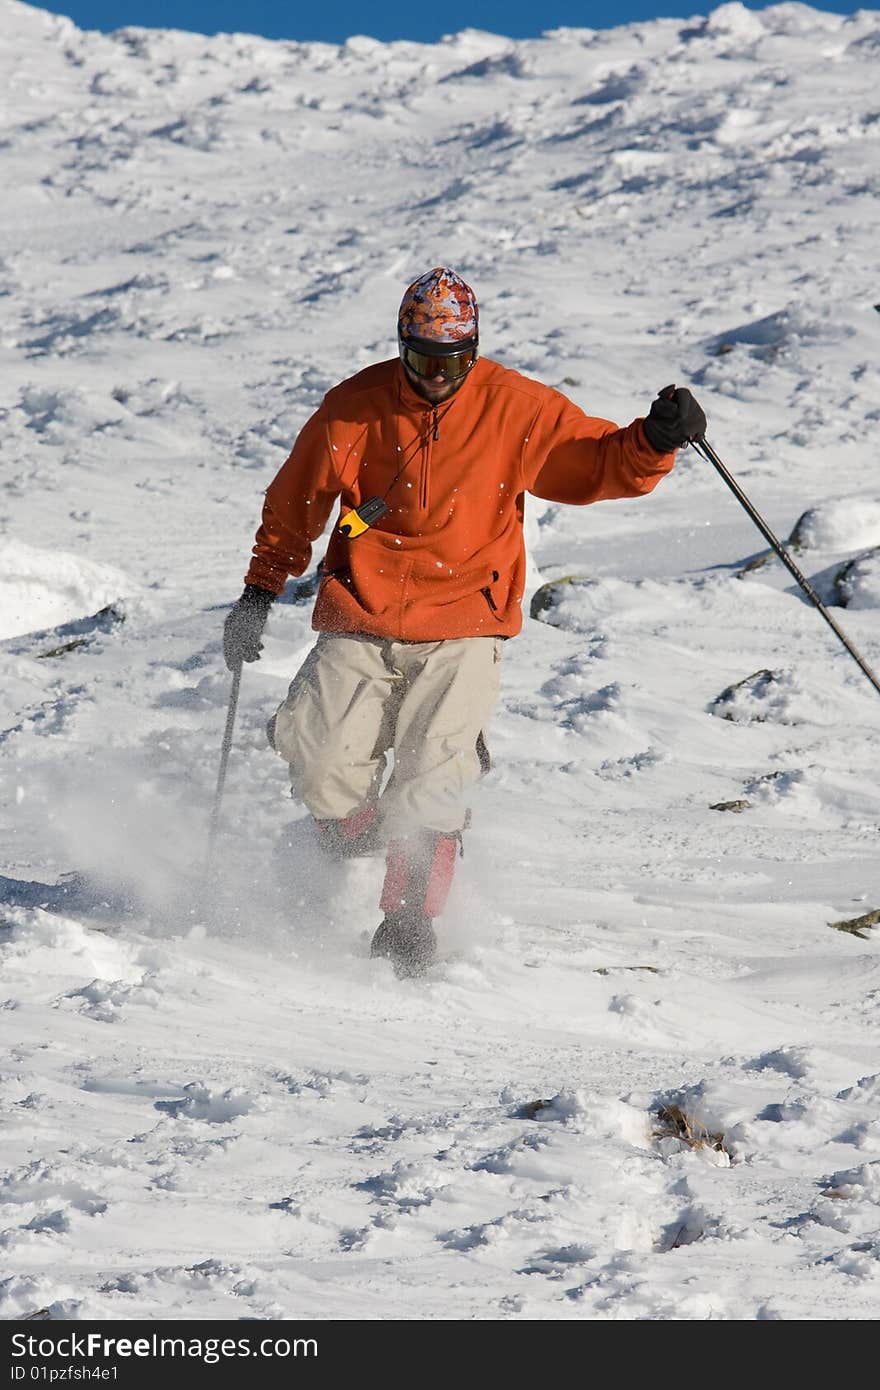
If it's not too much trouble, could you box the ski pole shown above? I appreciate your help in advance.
[207,660,243,864]
[690,434,880,701]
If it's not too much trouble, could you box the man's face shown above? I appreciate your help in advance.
[403,363,465,404]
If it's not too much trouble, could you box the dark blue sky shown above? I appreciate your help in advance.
[27,1,866,45]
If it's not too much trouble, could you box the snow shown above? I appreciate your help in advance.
[2,0,880,1321]
[0,540,130,642]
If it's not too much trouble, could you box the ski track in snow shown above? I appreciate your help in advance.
[2,0,880,1320]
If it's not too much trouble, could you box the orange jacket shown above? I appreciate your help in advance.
[245,357,674,640]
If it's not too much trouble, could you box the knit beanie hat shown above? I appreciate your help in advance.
[398,267,478,345]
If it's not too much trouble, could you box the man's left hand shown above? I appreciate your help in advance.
[643,386,707,453]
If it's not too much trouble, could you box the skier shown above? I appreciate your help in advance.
[224,267,705,976]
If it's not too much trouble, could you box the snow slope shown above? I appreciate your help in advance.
[2,0,880,1320]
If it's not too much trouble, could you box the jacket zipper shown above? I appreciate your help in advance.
[409,399,455,513]
[420,407,438,510]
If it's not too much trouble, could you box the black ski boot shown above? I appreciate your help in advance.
[370,910,438,979]
[370,829,461,977]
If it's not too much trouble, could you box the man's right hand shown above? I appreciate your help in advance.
[223,585,275,669]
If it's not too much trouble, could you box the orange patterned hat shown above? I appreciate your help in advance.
[398,267,478,345]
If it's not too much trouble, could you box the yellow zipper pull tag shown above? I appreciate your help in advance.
[337,495,389,539]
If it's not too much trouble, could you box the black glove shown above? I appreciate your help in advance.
[223,584,274,669]
[643,385,707,453]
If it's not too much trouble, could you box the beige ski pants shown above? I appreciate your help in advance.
[271,632,504,834]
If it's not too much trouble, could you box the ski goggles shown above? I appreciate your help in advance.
[399,336,478,381]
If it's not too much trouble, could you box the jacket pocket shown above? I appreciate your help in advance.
[480,570,505,622]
